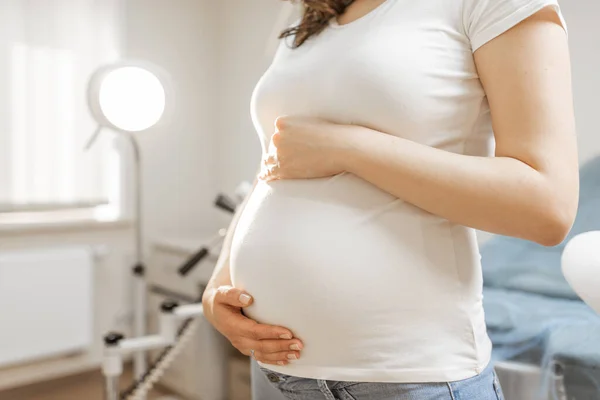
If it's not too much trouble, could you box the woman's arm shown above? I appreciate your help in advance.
[339,7,578,246]
[264,7,579,246]
[203,179,303,364]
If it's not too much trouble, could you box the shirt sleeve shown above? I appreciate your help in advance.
[463,0,568,52]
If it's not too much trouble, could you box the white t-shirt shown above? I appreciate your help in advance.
[231,0,566,383]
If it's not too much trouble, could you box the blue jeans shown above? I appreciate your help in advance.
[255,362,505,400]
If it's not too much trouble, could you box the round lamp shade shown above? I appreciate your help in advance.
[88,63,168,132]
[562,231,600,314]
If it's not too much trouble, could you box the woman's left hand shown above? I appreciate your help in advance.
[259,116,348,181]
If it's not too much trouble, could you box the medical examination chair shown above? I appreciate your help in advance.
[481,155,600,400]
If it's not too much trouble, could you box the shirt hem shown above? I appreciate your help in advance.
[258,355,493,384]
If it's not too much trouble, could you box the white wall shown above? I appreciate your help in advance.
[560,0,600,164]
[215,1,600,185]
[215,0,297,193]
[124,0,222,239]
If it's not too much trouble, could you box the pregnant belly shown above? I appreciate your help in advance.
[230,174,466,369]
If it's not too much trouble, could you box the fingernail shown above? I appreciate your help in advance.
[290,344,301,351]
[287,354,297,360]
[277,361,285,366]
[239,294,251,305]
[279,334,292,340]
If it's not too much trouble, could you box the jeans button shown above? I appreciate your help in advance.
[268,374,280,383]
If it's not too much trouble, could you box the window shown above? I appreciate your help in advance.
[0,0,122,218]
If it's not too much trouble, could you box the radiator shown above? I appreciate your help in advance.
[0,247,94,367]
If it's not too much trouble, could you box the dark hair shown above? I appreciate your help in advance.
[279,0,354,48]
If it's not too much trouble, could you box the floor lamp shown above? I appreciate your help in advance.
[85,62,171,381]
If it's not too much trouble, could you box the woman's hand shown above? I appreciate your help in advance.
[202,285,303,365]
[259,116,348,181]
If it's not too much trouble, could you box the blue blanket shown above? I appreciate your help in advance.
[484,287,600,365]
[481,156,600,398]
[484,287,600,398]
[481,156,600,300]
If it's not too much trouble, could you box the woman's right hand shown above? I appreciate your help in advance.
[202,285,303,366]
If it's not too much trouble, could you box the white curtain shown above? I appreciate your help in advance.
[0,0,121,212]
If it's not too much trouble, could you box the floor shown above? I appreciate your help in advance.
[0,366,177,400]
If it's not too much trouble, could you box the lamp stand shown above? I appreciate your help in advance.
[122,132,148,381]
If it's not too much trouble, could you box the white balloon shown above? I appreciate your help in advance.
[562,231,600,314]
